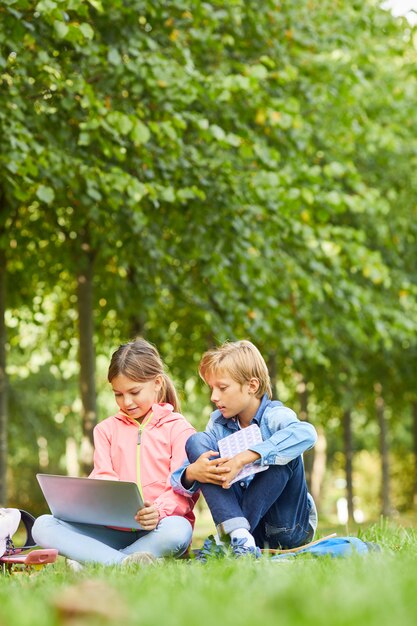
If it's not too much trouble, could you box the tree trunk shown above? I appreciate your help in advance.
[375,383,390,517]
[77,241,97,475]
[127,266,146,339]
[129,316,145,340]
[0,248,7,505]
[267,351,277,397]
[412,401,417,508]
[296,377,326,504]
[342,409,354,523]
[310,426,327,506]
[297,378,313,491]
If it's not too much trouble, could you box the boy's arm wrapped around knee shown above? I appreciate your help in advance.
[171,452,231,493]
[185,451,231,487]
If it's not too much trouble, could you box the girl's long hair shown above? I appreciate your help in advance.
[108,338,180,411]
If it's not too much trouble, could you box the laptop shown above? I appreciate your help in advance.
[36,474,144,529]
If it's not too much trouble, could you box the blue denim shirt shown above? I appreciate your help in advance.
[171,394,317,496]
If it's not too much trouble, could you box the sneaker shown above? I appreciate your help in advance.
[193,536,227,563]
[66,559,84,572]
[307,493,318,539]
[122,552,157,568]
[230,537,262,558]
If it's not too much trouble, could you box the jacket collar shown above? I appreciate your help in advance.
[114,402,176,427]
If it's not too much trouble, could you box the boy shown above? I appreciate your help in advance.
[171,340,318,557]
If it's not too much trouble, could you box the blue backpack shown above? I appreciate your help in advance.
[271,536,380,560]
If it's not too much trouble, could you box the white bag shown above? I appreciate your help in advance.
[0,508,21,557]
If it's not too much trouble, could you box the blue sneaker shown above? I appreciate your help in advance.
[230,537,262,558]
[193,536,227,562]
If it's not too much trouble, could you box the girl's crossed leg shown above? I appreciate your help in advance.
[32,514,192,565]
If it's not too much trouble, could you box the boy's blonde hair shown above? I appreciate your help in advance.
[199,340,272,399]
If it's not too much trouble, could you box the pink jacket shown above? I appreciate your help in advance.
[90,403,198,527]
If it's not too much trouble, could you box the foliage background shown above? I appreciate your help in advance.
[1,0,416,525]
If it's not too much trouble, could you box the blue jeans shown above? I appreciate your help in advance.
[186,432,312,549]
[32,514,192,565]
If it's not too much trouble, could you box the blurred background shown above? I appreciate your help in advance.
[1,0,416,532]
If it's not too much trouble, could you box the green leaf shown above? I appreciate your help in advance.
[87,0,103,11]
[210,125,225,141]
[247,64,268,80]
[79,23,94,40]
[107,112,133,135]
[131,120,151,145]
[301,189,315,205]
[159,187,175,202]
[36,0,58,12]
[36,185,55,204]
[53,21,69,39]
[127,180,148,202]
[78,132,91,146]
[108,48,122,65]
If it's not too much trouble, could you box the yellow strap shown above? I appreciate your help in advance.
[136,411,153,500]
[136,446,143,500]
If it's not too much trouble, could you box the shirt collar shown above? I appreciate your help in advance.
[252,393,270,423]
[213,393,270,429]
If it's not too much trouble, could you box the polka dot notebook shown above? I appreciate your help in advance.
[218,423,268,485]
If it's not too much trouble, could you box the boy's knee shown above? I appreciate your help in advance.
[185,432,217,462]
[185,433,199,459]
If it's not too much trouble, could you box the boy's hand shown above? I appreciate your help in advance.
[184,451,231,486]
[135,501,159,531]
[218,450,261,489]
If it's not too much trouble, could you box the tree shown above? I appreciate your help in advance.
[1,0,417,515]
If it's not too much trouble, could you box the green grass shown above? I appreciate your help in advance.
[1,520,417,626]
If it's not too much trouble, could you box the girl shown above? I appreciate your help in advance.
[33,339,198,567]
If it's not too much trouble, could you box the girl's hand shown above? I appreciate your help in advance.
[135,501,159,531]
[185,451,231,486]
